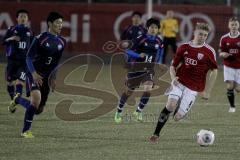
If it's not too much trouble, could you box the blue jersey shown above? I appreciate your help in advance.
[26,32,66,77]
[129,34,163,63]
[2,24,33,61]
[120,25,147,41]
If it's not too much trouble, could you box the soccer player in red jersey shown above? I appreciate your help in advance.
[149,23,218,143]
[219,17,240,113]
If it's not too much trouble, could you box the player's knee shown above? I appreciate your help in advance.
[173,113,183,121]
[166,102,177,112]
[35,105,44,115]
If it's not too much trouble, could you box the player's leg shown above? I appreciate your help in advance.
[150,82,183,142]
[224,65,236,112]
[173,88,197,121]
[115,87,134,123]
[5,61,16,100]
[15,67,27,95]
[35,80,50,115]
[133,76,153,122]
[114,72,141,123]
[21,90,40,138]
[170,38,177,54]
[150,98,178,143]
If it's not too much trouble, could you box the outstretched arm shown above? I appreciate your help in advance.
[201,69,218,100]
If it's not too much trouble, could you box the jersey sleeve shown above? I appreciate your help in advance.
[219,36,227,53]
[2,27,14,45]
[208,49,218,70]
[172,44,185,67]
[26,37,40,73]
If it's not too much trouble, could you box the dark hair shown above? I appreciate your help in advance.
[46,11,63,25]
[146,18,160,28]
[229,17,239,22]
[16,9,29,18]
[132,11,142,18]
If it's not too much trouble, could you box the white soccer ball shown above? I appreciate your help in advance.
[197,129,215,147]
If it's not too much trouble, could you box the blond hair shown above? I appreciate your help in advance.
[195,22,211,32]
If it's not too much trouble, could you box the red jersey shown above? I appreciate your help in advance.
[172,41,218,92]
[219,32,240,68]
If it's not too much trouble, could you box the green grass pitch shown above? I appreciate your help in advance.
[0,62,239,160]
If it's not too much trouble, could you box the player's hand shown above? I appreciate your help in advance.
[140,53,146,58]
[200,92,210,100]
[172,76,179,86]
[220,52,232,58]
[7,36,20,42]
[32,72,43,87]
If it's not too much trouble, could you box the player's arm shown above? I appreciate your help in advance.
[170,45,184,81]
[155,44,164,64]
[125,35,145,58]
[26,37,43,86]
[219,37,232,58]
[2,27,20,45]
[201,69,218,100]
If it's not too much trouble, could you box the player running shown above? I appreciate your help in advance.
[2,9,33,101]
[150,22,218,142]
[219,17,240,113]
[8,12,66,138]
[114,18,163,123]
[120,11,147,41]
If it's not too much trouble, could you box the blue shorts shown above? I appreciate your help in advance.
[5,59,26,82]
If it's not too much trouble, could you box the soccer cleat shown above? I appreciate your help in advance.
[149,135,159,143]
[21,130,34,138]
[133,111,143,122]
[228,107,236,113]
[114,112,122,123]
[8,93,20,113]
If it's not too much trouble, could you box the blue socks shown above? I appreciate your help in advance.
[16,84,23,95]
[136,92,150,112]
[22,105,36,133]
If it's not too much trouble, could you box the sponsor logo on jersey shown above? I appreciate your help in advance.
[197,53,204,60]
[26,32,31,36]
[226,43,230,46]
[155,44,159,49]
[184,51,188,55]
[185,57,197,65]
[229,49,239,54]
[58,44,63,50]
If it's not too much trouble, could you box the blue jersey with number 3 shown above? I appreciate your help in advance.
[26,32,66,77]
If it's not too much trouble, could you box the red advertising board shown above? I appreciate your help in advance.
[0,2,234,54]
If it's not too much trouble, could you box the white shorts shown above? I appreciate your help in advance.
[165,81,198,116]
[224,65,240,84]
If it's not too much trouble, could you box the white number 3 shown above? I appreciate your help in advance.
[46,57,52,65]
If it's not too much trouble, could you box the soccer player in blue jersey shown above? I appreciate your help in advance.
[114,18,163,123]
[120,11,147,41]
[2,9,33,101]
[8,12,66,138]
